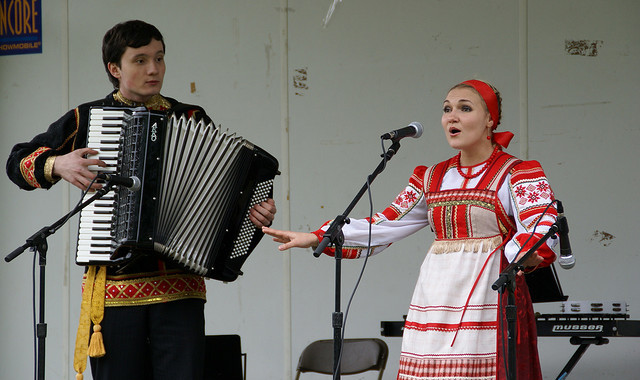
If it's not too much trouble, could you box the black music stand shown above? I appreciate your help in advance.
[556,336,608,379]
[525,263,568,304]
[312,138,403,379]
[4,183,119,380]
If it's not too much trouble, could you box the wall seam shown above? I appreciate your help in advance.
[519,0,529,160]
[280,1,292,379]
[61,0,71,378]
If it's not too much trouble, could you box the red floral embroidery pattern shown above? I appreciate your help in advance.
[516,180,552,206]
[405,190,418,203]
[395,189,419,209]
[514,185,527,197]
[536,182,550,192]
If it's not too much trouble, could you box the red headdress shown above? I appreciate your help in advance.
[461,79,514,148]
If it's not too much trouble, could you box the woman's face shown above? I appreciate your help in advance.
[441,87,493,152]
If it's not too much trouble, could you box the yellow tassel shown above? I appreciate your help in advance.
[73,267,97,378]
[88,324,106,358]
[73,265,108,378]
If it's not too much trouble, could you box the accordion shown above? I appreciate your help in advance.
[76,106,279,281]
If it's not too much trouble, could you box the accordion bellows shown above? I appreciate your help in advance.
[77,107,279,281]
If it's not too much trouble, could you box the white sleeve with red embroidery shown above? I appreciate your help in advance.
[317,182,430,257]
[499,173,558,263]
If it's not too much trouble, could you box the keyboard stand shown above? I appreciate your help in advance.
[556,336,609,380]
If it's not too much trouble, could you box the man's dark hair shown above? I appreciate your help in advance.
[102,20,165,88]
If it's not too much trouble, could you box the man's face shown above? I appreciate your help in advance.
[108,38,165,103]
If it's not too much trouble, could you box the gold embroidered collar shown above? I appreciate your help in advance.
[113,91,171,111]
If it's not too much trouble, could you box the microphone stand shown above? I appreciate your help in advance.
[312,138,403,379]
[491,204,566,380]
[4,184,115,380]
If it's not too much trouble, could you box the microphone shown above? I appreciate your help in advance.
[381,122,423,140]
[556,200,575,269]
[98,173,142,192]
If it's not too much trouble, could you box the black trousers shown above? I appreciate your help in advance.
[90,298,205,380]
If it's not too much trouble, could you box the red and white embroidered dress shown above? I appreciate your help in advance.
[313,151,557,380]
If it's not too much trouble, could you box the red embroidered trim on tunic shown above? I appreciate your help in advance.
[398,356,496,379]
[83,273,206,307]
[20,146,51,188]
[409,303,497,312]
[428,189,496,240]
[404,320,498,333]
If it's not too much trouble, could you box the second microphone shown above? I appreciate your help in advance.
[98,173,142,192]
[381,122,423,140]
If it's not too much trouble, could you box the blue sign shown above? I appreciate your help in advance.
[0,0,42,56]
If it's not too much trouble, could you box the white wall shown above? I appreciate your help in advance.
[0,1,74,379]
[1,1,638,379]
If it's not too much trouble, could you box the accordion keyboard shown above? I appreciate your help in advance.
[76,108,128,264]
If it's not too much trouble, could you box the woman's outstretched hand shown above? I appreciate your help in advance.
[262,227,320,251]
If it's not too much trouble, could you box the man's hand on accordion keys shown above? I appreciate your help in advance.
[52,147,107,191]
[249,198,277,228]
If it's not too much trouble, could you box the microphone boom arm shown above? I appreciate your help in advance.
[491,223,560,292]
[5,186,112,262]
[313,138,402,257]
[311,137,403,379]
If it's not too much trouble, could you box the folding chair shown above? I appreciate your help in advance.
[295,338,388,380]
